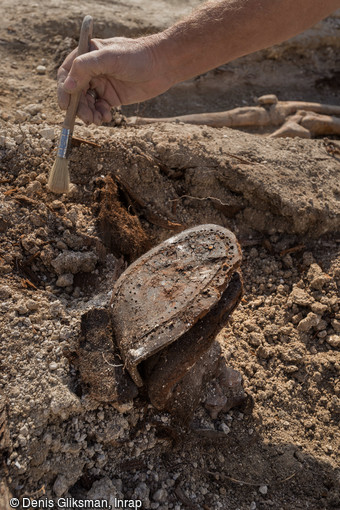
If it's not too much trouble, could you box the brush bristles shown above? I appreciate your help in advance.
[47,156,70,194]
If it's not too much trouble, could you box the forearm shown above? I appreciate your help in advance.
[153,0,340,86]
[58,0,339,118]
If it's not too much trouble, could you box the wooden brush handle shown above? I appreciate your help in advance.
[63,15,93,131]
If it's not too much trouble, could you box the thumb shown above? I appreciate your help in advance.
[63,50,106,93]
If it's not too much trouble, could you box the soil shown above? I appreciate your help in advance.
[0,2,339,510]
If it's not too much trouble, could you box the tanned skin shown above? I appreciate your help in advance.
[57,0,340,125]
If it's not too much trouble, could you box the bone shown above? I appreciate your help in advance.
[256,94,279,105]
[269,112,312,138]
[127,100,340,132]
[271,101,340,119]
[300,113,340,136]
[128,106,271,128]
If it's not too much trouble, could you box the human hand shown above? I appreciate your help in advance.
[57,35,171,125]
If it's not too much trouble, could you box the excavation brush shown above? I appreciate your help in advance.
[47,15,93,194]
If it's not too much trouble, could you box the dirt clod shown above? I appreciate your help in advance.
[97,176,151,262]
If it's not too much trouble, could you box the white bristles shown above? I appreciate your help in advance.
[47,156,70,194]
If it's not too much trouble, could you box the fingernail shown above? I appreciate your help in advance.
[63,77,77,91]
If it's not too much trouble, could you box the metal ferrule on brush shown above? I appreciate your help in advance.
[57,128,71,158]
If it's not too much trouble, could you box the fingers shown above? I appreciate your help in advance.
[62,49,108,95]
[77,93,112,126]
[57,68,71,110]
[57,42,103,110]
[57,42,117,124]
[77,93,101,125]
[95,99,113,123]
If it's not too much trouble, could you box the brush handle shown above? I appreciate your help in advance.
[63,15,93,131]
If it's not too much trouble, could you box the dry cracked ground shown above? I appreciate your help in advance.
[0,2,339,510]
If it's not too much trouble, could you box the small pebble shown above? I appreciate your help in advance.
[24,103,42,116]
[14,110,28,122]
[259,485,268,495]
[220,423,230,434]
[15,303,28,315]
[152,488,168,503]
[36,65,47,75]
[40,127,55,140]
[297,312,320,332]
[326,335,340,348]
[332,319,340,332]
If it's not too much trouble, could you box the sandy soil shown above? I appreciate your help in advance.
[0,2,339,510]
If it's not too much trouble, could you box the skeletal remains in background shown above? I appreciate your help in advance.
[66,225,247,422]
[127,95,340,138]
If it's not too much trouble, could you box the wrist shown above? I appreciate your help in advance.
[145,24,217,88]
[143,31,181,90]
